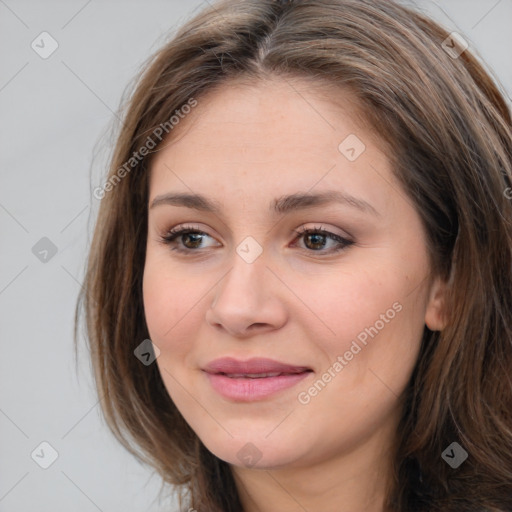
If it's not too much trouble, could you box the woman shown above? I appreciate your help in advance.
[76,0,512,510]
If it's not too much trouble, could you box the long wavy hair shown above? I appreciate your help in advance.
[75,0,512,510]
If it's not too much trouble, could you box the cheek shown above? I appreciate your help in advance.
[142,271,173,343]
[289,269,426,450]
[142,255,218,370]
[142,265,205,411]
[299,262,427,376]
[142,259,196,348]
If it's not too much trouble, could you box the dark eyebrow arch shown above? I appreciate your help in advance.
[272,191,379,216]
[150,193,224,214]
[149,190,379,216]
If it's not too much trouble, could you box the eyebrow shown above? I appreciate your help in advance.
[149,190,379,216]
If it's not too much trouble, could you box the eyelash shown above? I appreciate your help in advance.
[159,224,354,255]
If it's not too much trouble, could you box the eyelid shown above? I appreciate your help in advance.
[162,223,217,239]
[291,223,352,239]
[161,223,219,243]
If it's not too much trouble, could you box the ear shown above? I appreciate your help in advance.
[424,275,448,331]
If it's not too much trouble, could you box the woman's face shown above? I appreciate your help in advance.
[143,78,444,471]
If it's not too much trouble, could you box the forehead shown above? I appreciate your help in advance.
[147,77,396,216]
[160,76,371,145]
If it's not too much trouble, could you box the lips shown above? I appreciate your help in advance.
[203,357,312,376]
[221,372,286,379]
[202,357,313,401]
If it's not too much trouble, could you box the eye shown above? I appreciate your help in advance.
[159,225,220,254]
[291,225,354,254]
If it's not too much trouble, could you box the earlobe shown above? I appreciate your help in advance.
[424,276,449,331]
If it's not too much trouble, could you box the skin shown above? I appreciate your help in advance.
[143,77,446,512]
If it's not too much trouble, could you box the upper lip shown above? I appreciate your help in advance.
[203,357,312,375]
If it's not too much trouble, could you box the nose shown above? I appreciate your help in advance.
[205,250,288,338]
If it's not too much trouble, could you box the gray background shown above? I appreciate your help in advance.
[0,1,510,510]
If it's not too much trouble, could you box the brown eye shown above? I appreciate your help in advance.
[160,226,220,254]
[303,232,328,250]
[180,232,204,249]
[292,226,354,254]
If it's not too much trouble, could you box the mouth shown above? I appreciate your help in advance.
[218,371,305,379]
[202,357,314,401]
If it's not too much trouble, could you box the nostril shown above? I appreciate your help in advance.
[248,323,268,329]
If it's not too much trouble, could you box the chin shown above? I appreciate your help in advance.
[200,432,303,470]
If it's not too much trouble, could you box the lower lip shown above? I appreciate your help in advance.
[204,371,312,401]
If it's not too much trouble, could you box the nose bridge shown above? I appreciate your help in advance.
[213,237,268,307]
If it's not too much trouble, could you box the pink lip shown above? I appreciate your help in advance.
[203,357,313,401]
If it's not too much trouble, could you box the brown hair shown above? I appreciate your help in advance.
[75,0,512,510]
